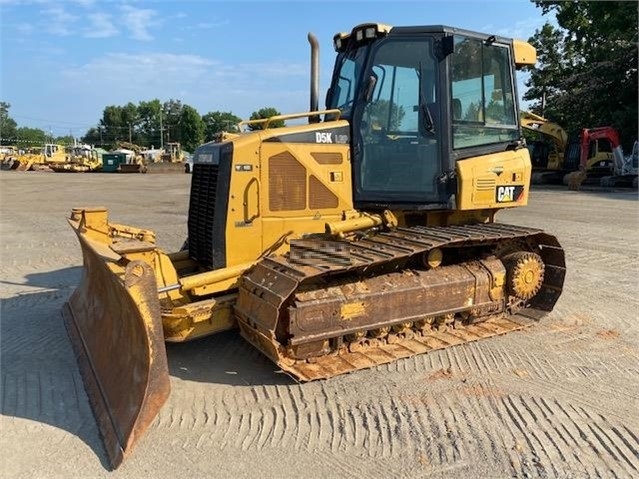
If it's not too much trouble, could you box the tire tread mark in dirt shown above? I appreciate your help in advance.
[470,391,524,475]
[589,422,638,473]
[318,382,340,454]
[498,395,545,475]
[269,385,286,448]
[512,394,568,478]
[528,396,575,470]
[291,384,308,451]
[589,414,639,471]
[429,395,458,465]
[220,390,240,449]
[556,400,618,476]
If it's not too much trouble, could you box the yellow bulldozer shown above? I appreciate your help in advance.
[63,23,565,468]
[50,144,103,172]
[1,145,45,171]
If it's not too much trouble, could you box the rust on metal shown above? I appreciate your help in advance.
[235,223,565,381]
[62,232,170,469]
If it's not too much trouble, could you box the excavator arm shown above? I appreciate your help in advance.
[520,110,568,161]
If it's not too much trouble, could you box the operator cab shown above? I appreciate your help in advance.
[325,24,524,209]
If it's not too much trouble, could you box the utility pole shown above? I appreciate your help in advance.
[129,123,132,143]
[159,111,164,149]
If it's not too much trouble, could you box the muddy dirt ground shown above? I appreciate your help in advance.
[1,171,638,478]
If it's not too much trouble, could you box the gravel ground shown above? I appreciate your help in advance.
[1,170,638,479]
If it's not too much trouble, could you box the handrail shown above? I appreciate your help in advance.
[237,109,342,131]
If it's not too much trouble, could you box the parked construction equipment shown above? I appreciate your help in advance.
[600,139,638,188]
[145,142,185,173]
[520,111,620,184]
[63,23,565,468]
[50,144,103,173]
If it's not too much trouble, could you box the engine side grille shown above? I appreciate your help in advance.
[188,163,219,268]
[269,152,306,211]
[475,177,496,191]
[309,175,338,209]
[310,152,343,165]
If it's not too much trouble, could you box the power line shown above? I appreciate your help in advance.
[11,115,98,128]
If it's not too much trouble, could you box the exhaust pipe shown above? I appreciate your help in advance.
[308,32,320,124]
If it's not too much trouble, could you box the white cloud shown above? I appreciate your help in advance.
[63,52,217,87]
[119,5,160,41]
[195,19,229,29]
[16,23,34,35]
[84,12,118,38]
[43,5,78,36]
[58,52,310,120]
[491,17,555,41]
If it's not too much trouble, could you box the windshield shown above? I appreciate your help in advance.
[450,35,518,149]
[352,36,442,204]
[327,46,369,118]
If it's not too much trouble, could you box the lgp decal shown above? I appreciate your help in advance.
[496,185,525,203]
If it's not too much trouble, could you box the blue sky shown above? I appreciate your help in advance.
[0,0,552,138]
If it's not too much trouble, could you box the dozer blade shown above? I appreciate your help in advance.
[63,232,170,469]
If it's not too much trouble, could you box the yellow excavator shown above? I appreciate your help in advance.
[63,23,565,468]
[520,110,620,184]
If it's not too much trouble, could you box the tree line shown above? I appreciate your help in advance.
[83,101,285,152]
[0,101,285,153]
[524,1,637,151]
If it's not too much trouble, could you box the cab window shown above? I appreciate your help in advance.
[450,36,518,149]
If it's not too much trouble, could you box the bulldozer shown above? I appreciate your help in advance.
[50,144,103,173]
[63,23,565,468]
[145,142,186,173]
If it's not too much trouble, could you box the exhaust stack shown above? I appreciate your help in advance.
[308,32,320,123]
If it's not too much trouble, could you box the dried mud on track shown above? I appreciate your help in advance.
[1,171,638,479]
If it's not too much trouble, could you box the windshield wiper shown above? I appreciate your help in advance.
[419,93,436,136]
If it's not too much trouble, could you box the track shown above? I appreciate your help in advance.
[236,224,564,380]
[1,173,638,478]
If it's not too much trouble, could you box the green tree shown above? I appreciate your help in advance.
[247,107,284,131]
[202,111,241,140]
[162,99,183,143]
[55,134,75,146]
[16,126,46,146]
[523,22,573,118]
[464,101,481,121]
[366,100,405,131]
[526,1,638,150]
[121,102,139,143]
[81,127,102,146]
[137,99,162,147]
[179,105,204,152]
[100,105,128,143]
[0,102,18,145]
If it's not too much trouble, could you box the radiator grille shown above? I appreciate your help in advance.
[188,163,219,268]
[475,177,496,191]
[311,152,343,165]
[309,175,338,209]
[269,152,306,211]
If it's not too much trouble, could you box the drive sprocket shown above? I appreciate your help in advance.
[503,251,545,300]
